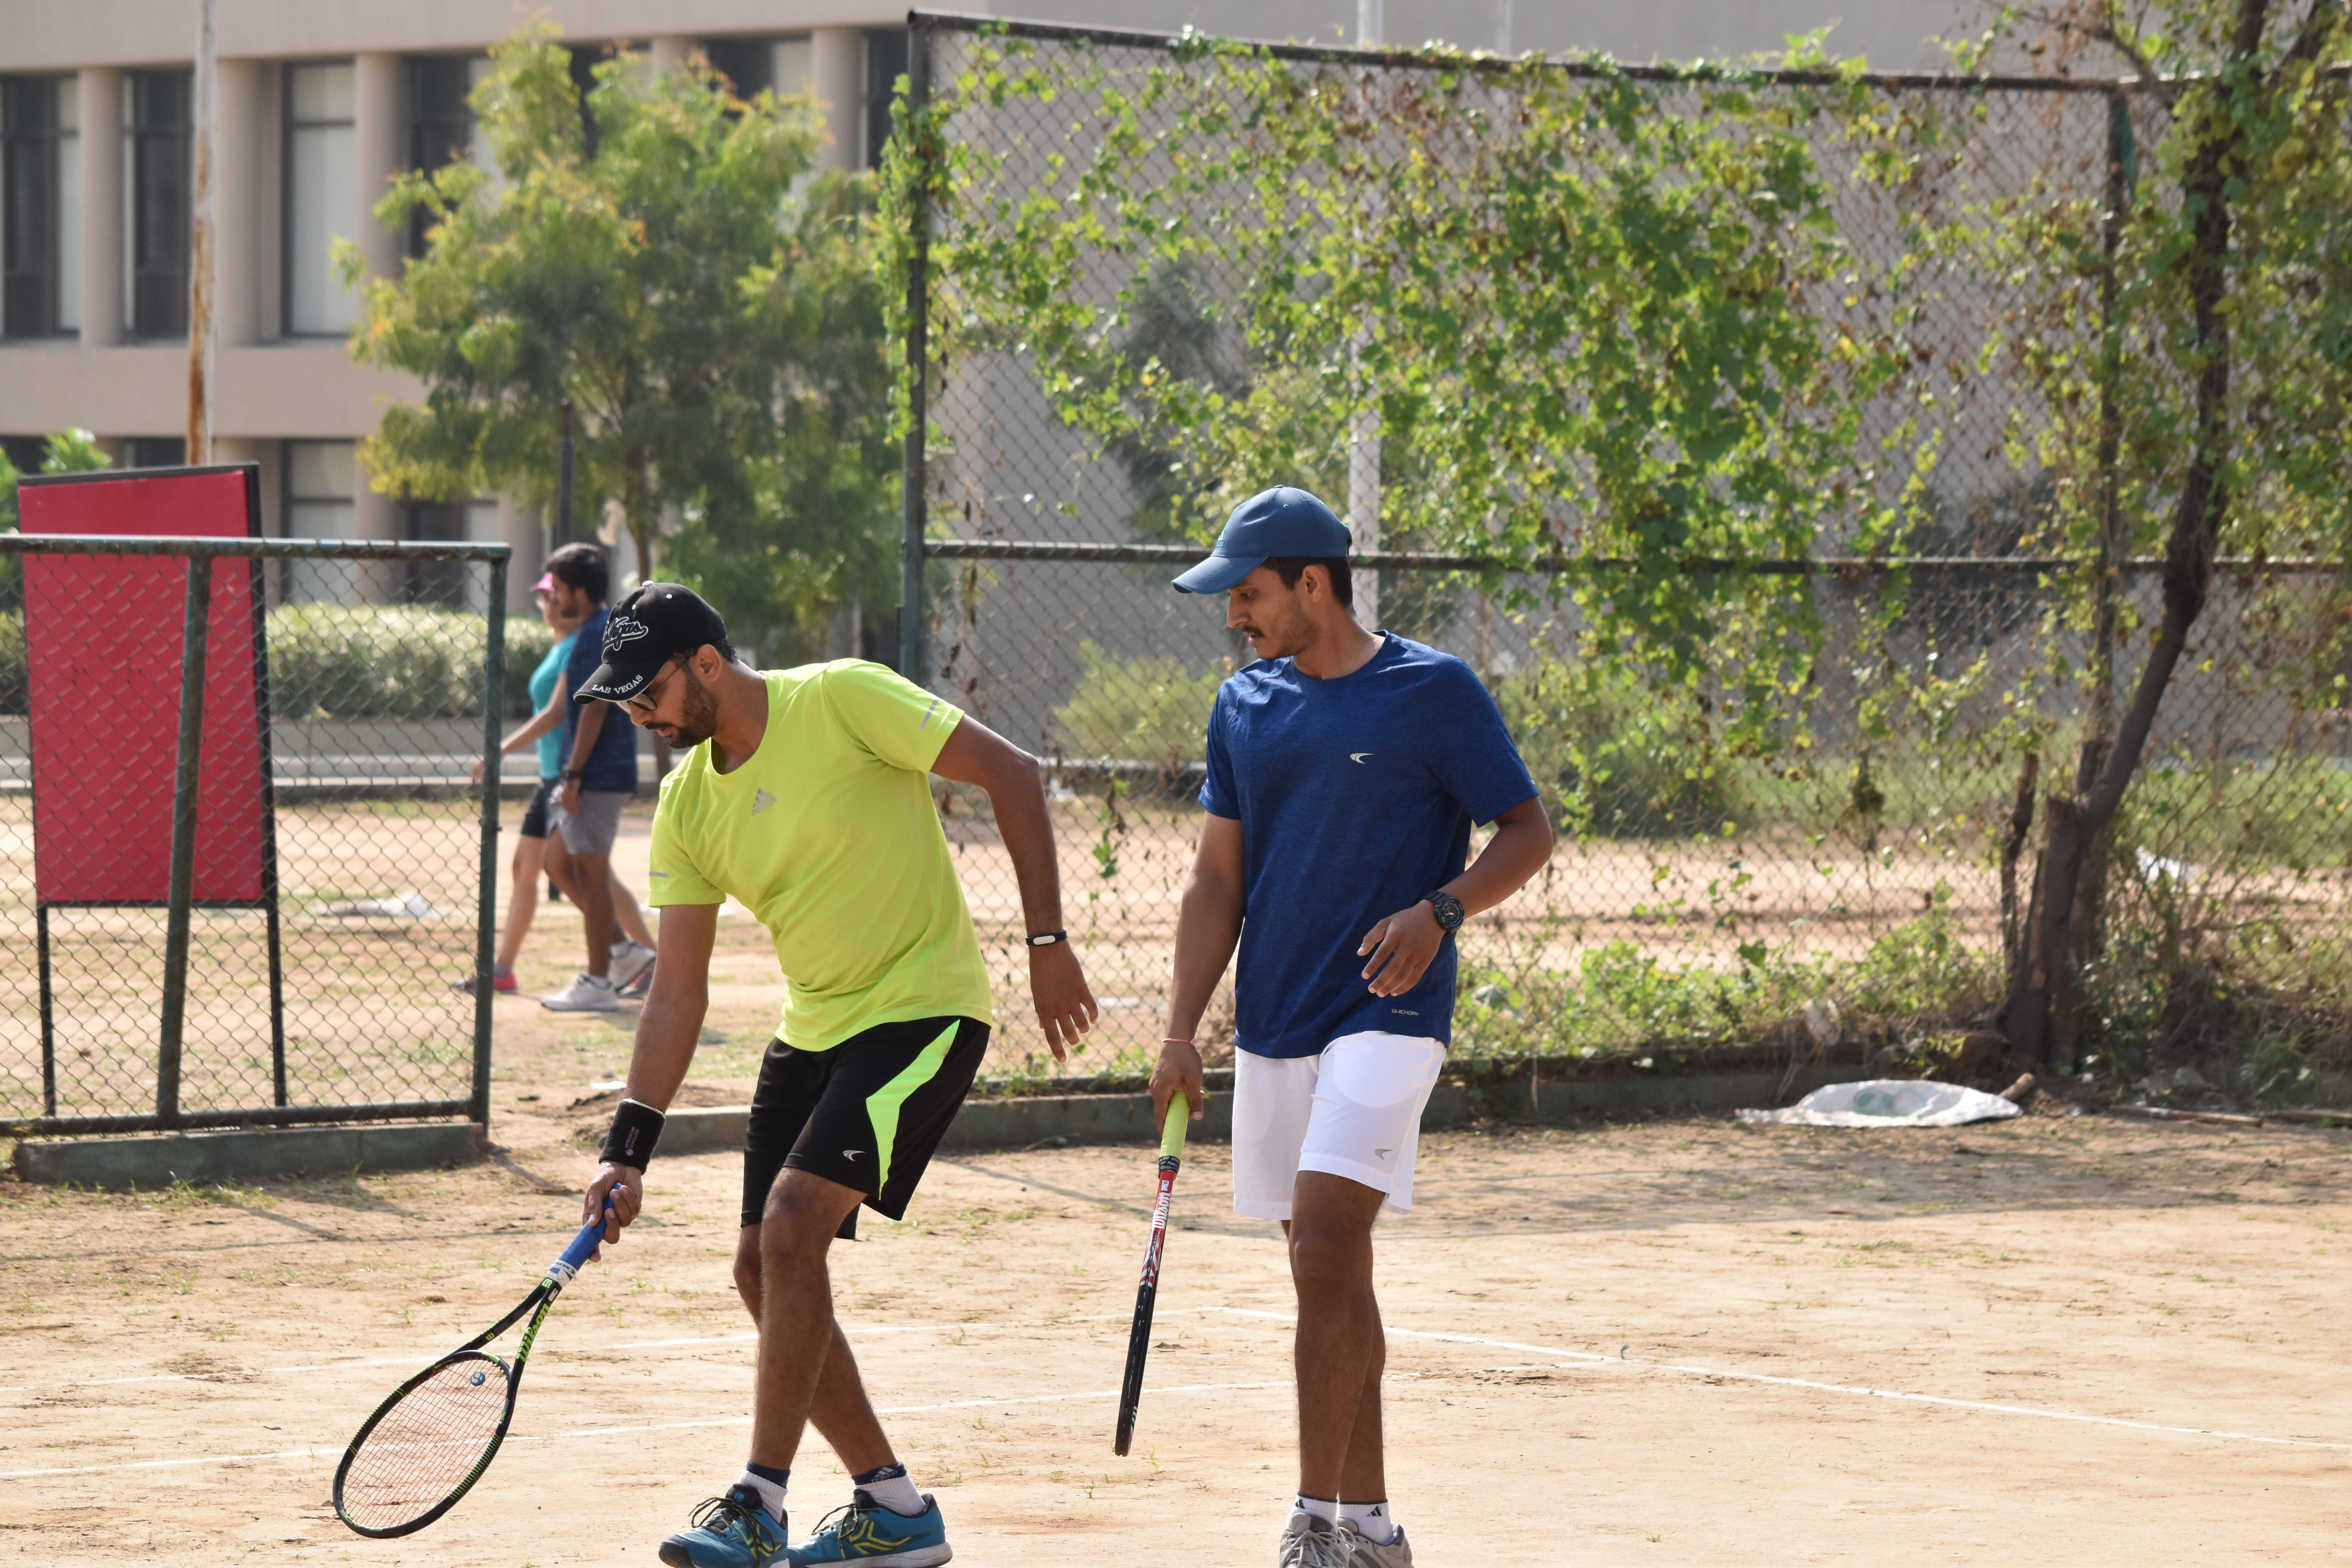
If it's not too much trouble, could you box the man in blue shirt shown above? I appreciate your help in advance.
[1151,488,1555,1568]
[540,543,648,1012]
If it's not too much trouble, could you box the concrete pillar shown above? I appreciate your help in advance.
[810,27,860,172]
[354,480,398,539]
[211,58,260,348]
[78,68,123,348]
[646,36,691,80]
[352,53,403,285]
[498,497,543,612]
[353,481,400,602]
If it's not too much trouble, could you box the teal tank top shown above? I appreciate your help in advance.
[531,632,578,781]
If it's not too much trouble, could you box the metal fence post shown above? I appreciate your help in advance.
[471,554,507,1129]
[899,20,932,685]
[156,551,213,1129]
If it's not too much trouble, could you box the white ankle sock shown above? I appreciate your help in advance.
[853,1463,924,1517]
[1341,1500,1396,1544]
[736,1466,787,1523]
[1294,1494,1338,1523]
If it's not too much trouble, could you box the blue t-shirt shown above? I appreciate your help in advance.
[1199,633,1538,1057]
[560,608,640,794]
[530,631,578,782]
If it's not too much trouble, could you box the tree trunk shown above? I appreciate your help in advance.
[1999,747,2039,993]
[2003,0,2263,1067]
[2069,737,2114,969]
[623,445,655,584]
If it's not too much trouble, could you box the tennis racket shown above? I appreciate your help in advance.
[333,1203,613,1537]
[1114,1090,1191,1456]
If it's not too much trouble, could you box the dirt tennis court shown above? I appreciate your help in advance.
[3,1102,2348,1566]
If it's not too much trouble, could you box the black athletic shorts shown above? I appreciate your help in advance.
[518,779,556,840]
[741,1015,989,1238]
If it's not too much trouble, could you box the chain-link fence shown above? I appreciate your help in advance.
[918,541,2352,1078]
[0,531,521,1136]
[894,16,2352,1088]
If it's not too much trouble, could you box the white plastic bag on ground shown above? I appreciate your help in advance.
[1737,1079,2023,1128]
[316,890,440,920]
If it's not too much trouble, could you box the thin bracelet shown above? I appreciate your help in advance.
[1161,1036,1197,1045]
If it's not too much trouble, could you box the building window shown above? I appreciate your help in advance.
[861,31,903,170]
[283,61,357,336]
[700,36,812,100]
[568,47,602,160]
[126,69,191,339]
[125,437,186,468]
[403,54,490,257]
[284,439,356,603]
[861,30,908,171]
[3,75,80,338]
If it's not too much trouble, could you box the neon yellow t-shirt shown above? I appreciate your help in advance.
[646,661,993,1050]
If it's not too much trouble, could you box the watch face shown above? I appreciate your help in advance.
[1432,892,1465,931]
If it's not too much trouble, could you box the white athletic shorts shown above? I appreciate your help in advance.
[1231,1031,1446,1221]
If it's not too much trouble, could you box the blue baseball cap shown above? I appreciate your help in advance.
[1170,486,1351,594]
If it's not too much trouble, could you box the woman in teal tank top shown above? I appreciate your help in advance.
[456,577,656,992]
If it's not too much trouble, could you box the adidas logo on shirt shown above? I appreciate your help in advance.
[751,788,776,815]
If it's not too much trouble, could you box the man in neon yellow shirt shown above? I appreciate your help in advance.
[575,584,1098,1568]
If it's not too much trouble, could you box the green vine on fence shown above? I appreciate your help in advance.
[892,27,1991,768]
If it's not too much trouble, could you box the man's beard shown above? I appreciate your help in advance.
[1239,601,1313,659]
[661,665,722,749]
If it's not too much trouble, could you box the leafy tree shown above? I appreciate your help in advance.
[902,33,1939,765]
[0,429,113,603]
[907,22,2352,1070]
[1965,0,2352,1067]
[352,27,897,657]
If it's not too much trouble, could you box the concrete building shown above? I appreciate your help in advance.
[0,1,1965,607]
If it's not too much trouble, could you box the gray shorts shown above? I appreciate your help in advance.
[549,789,629,856]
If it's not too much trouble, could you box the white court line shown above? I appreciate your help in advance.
[0,1381,1290,1481]
[1199,1308,2352,1452]
[11,1305,2344,1467]
[0,1322,960,1394]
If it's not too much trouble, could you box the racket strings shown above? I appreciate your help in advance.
[339,1356,512,1530]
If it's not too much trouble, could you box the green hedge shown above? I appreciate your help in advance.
[0,610,20,715]
[0,605,551,719]
[269,605,553,719]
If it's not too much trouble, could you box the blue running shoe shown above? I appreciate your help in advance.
[658,1484,792,1568]
[787,1489,952,1566]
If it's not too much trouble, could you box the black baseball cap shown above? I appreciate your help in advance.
[573,582,728,704]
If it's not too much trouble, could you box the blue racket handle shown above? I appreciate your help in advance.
[551,1198,617,1281]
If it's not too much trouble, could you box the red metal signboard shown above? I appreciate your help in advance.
[18,466,269,905]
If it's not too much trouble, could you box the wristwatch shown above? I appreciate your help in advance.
[1426,890,1465,934]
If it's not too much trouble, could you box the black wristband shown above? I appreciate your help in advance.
[1026,929,1068,947]
[601,1097,666,1169]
